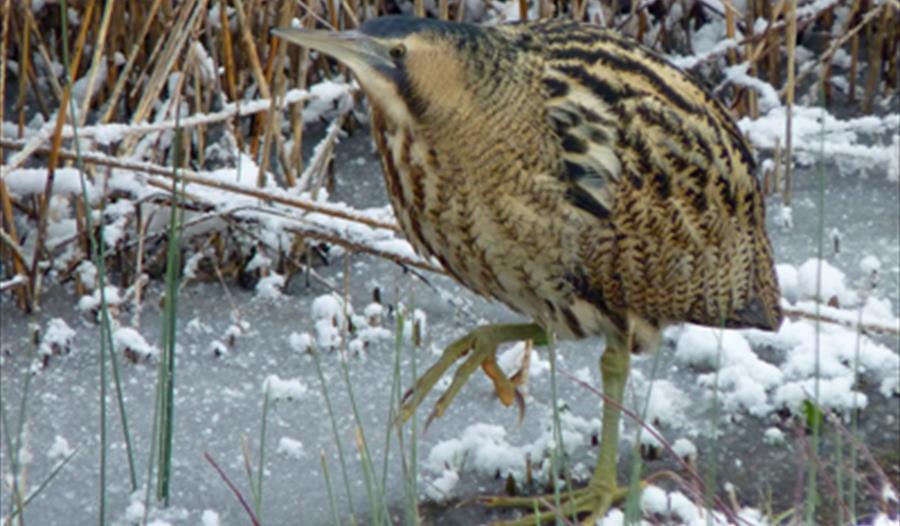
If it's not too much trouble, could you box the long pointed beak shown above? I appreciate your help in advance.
[271,27,391,70]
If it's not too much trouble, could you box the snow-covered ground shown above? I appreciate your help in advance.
[1,126,898,525]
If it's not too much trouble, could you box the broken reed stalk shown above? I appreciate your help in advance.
[59,89,310,143]
[0,138,399,233]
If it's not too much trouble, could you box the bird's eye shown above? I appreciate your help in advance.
[389,44,406,60]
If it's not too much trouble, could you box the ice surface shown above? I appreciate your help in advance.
[2,127,897,525]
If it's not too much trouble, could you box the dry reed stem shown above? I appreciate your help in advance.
[297,113,347,194]
[0,227,29,274]
[122,0,206,155]
[77,0,118,127]
[863,2,889,113]
[232,0,271,100]
[191,60,207,168]
[782,307,900,337]
[287,16,312,186]
[0,138,400,233]
[257,1,296,188]
[98,0,163,124]
[781,2,887,99]
[13,10,52,122]
[15,7,30,133]
[20,6,65,103]
[1,1,7,143]
[0,2,10,292]
[745,0,759,119]
[58,90,310,143]
[0,179,30,309]
[782,0,797,207]
[723,0,738,66]
[29,0,98,311]
[340,0,360,28]
[219,2,238,102]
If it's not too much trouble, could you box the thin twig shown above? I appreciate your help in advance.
[204,452,262,526]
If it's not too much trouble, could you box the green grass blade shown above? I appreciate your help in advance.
[57,0,139,503]
[157,121,184,504]
[380,308,405,493]
[311,346,358,525]
[805,94,829,526]
[4,446,82,522]
[704,331,724,526]
[406,312,419,524]
[255,386,272,521]
[1,347,34,526]
[624,342,665,523]
[547,340,564,526]
[320,450,342,525]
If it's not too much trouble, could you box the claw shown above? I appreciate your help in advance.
[479,484,633,525]
[480,356,517,407]
[398,323,546,428]
[399,331,476,422]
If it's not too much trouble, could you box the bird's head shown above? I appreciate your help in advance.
[273,16,516,125]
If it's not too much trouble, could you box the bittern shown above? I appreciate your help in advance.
[275,15,782,524]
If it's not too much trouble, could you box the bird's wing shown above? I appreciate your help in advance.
[542,83,622,221]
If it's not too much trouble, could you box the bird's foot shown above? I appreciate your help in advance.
[399,323,547,427]
[479,481,637,525]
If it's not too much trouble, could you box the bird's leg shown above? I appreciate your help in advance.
[399,323,547,426]
[479,336,636,525]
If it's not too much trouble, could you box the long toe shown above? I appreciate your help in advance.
[480,483,633,525]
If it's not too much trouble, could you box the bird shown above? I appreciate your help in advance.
[275,14,782,524]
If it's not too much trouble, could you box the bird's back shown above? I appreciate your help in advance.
[366,17,783,344]
[518,18,782,333]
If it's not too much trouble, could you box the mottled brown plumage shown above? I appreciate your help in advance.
[276,16,782,523]
[357,17,781,346]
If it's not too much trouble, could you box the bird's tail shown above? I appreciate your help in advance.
[726,242,783,331]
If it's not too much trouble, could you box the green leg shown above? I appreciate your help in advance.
[592,337,629,492]
[480,337,635,525]
[399,323,547,427]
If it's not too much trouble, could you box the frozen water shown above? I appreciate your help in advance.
[1,129,898,525]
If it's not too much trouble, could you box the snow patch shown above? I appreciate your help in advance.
[288,332,314,353]
[255,273,285,301]
[676,326,782,416]
[796,258,858,307]
[262,374,308,401]
[672,437,697,461]
[47,435,74,461]
[276,437,306,459]
[114,327,159,361]
[39,318,76,358]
